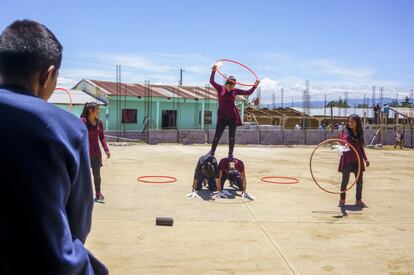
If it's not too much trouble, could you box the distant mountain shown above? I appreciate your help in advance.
[263,97,397,108]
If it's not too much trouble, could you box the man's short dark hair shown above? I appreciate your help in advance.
[0,19,63,79]
[201,162,215,178]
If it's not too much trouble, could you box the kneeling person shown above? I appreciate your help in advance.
[192,155,220,192]
[218,157,254,199]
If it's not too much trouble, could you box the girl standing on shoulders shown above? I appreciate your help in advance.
[208,64,259,159]
[81,102,110,202]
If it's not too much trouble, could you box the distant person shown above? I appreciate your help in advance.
[295,123,301,130]
[208,64,260,159]
[0,20,107,274]
[217,157,254,200]
[81,102,111,203]
[394,128,403,149]
[373,103,380,124]
[338,121,345,132]
[383,104,390,122]
[338,114,370,208]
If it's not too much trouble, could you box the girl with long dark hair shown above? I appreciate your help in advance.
[81,102,110,202]
[338,114,370,207]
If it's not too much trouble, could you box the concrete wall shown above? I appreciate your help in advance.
[106,128,414,147]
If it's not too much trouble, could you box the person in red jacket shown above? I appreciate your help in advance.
[338,114,370,208]
[217,157,254,200]
[208,64,259,159]
[81,102,110,202]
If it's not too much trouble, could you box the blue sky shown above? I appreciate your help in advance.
[1,0,413,103]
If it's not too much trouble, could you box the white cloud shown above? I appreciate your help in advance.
[308,59,374,80]
[57,76,77,87]
[59,51,412,102]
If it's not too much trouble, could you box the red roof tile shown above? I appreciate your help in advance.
[88,79,245,100]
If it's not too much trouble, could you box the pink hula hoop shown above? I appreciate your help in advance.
[215,58,259,87]
[55,87,72,112]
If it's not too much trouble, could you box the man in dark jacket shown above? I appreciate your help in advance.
[0,20,107,274]
[188,155,220,197]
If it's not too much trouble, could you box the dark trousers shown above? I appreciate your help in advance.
[196,176,217,191]
[394,141,403,149]
[211,117,237,154]
[90,158,102,194]
[340,162,363,200]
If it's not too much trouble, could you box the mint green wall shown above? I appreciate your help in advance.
[54,104,109,125]
[101,96,244,131]
[54,104,83,117]
[107,97,145,131]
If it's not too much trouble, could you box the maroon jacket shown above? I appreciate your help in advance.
[338,130,367,172]
[81,117,109,165]
[210,71,257,126]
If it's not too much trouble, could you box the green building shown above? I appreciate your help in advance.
[71,79,247,132]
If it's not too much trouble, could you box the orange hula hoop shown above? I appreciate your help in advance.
[309,138,361,195]
[260,176,299,184]
[137,176,177,184]
[55,87,72,112]
[215,58,259,87]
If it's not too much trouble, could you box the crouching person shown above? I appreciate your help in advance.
[218,157,255,200]
[188,155,220,198]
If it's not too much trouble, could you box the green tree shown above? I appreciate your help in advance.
[326,100,350,108]
[400,96,412,107]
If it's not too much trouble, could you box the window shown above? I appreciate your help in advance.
[162,110,177,129]
[122,109,137,123]
[199,111,212,125]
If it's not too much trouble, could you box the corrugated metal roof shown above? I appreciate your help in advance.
[88,79,245,100]
[48,89,106,105]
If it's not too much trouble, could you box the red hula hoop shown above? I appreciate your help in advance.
[260,176,299,184]
[309,138,361,195]
[137,176,177,184]
[55,87,72,112]
[215,58,259,87]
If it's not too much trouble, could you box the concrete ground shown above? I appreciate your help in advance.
[86,144,414,275]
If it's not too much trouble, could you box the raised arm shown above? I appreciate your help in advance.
[209,66,222,92]
[234,80,260,96]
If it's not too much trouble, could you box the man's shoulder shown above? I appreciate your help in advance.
[0,88,86,139]
[234,158,244,166]
[218,157,228,165]
[199,155,217,164]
